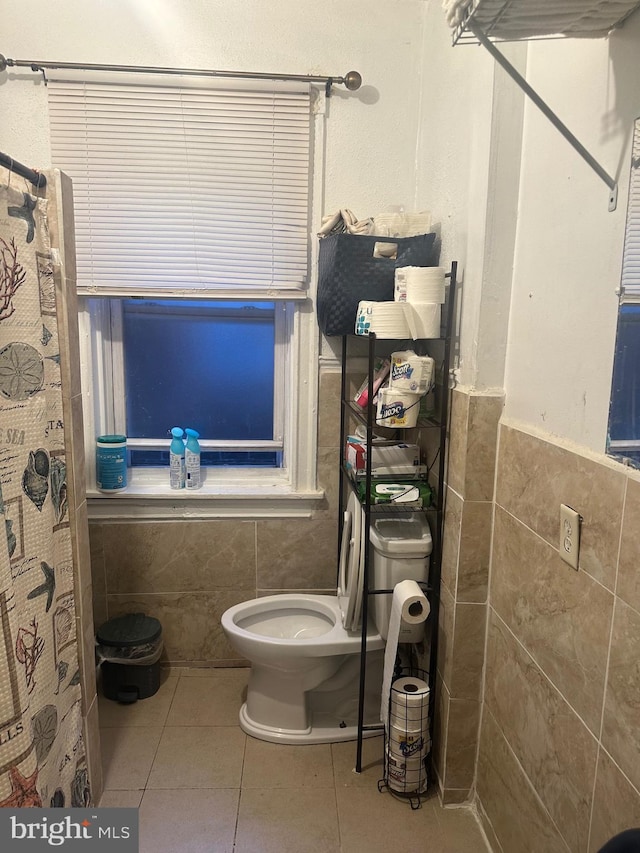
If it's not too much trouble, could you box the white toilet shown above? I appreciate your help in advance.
[221,493,432,744]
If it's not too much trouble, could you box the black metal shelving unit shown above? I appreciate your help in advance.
[338,261,458,800]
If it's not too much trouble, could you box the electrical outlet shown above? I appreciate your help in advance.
[559,504,581,570]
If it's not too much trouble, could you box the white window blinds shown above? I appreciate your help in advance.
[621,120,640,303]
[47,77,311,298]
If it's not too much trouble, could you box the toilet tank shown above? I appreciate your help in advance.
[369,513,432,640]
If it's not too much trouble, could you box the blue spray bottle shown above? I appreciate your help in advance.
[184,428,201,489]
[169,427,185,489]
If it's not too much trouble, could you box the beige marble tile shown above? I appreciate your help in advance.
[336,786,440,853]
[437,584,455,689]
[139,788,239,853]
[99,674,178,728]
[315,445,340,521]
[443,698,480,790]
[465,394,502,502]
[331,735,384,787]
[589,749,640,853]
[72,499,92,589]
[77,579,97,715]
[147,726,245,789]
[476,796,505,853]
[106,590,249,664]
[602,599,640,792]
[166,670,247,727]
[242,738,334,788]
[484,610,598,852]
[101,725,163,790]
[84,695,103,806]
[496,425,625,590]
[317,369,342,448]
[89,523,106,596]
[103,521,256,594]
[433,674,450,789]
[449,602,487,700]
[458,500,492,603]
[447,389,469,496]
[616,477,640,614]
[66,393,87,510]
[491,505,614,734]
[441,789,473,806]
[256,516,337,589]
[441,487,463,599]
[99,789,143,808]
[432,803,491,851]
[476,709,568,853]
[235,787,339,853]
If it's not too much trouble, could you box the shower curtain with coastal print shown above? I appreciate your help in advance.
[0,170,88,808]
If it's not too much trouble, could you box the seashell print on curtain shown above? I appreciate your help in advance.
[0,168,88,809]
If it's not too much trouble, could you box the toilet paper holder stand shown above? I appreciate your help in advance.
[378,666,431,810]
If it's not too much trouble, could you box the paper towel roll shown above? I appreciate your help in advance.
[380,581,430,725]
[395,266,446,304]
[389,351,434,394]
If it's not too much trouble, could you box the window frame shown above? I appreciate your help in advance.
[607,115,640,464]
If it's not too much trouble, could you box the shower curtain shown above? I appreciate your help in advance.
[0,170,88,808]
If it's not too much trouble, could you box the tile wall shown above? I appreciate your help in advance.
[476,422,640,853]
[88,368,342,665]
[431,388,503,805]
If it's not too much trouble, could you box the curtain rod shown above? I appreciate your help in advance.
[0,54,362,96]
[0,151,46,188]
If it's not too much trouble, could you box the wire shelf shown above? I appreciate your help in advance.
[452,0,640,46]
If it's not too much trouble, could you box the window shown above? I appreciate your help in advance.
[608,117,640,467]
[48,74,323,513]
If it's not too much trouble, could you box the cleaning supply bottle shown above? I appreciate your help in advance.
[169,427,185,489]
[184,428,201,489]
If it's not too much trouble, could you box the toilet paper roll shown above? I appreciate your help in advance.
[389,676,430,732]
[404,303,441,340]
[386,746,428,794]
[389,723,427,760]
[380,581,430,725]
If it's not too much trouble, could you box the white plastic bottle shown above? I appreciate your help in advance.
[184,428,201,489]
[169,427,185,489]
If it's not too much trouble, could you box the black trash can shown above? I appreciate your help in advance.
[97,613,163,704]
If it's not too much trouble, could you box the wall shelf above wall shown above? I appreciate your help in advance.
[447,0,640,211]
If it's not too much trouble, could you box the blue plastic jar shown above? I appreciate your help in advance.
[96,435,127,491]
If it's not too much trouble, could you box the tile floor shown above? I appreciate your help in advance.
[98,667,490,853]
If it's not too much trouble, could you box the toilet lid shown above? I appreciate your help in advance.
[337,491,365,631]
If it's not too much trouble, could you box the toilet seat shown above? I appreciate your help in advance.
[337,491,365,632]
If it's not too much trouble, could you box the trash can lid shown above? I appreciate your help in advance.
[97,613,162,647]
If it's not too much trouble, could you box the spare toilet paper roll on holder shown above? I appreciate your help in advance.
[380,580,430,726]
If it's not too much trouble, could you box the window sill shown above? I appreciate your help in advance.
[86,482,326,520]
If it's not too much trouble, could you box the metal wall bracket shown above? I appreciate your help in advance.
[469,23,618,211]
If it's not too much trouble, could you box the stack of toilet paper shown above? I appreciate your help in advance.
[386,675,430,794]
[394,266,446,340]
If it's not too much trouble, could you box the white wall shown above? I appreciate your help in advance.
[504,17,640,452]
[417,4,640,455]
[0,0,426,223]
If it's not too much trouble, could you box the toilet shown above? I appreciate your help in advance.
[221,492,432,744]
